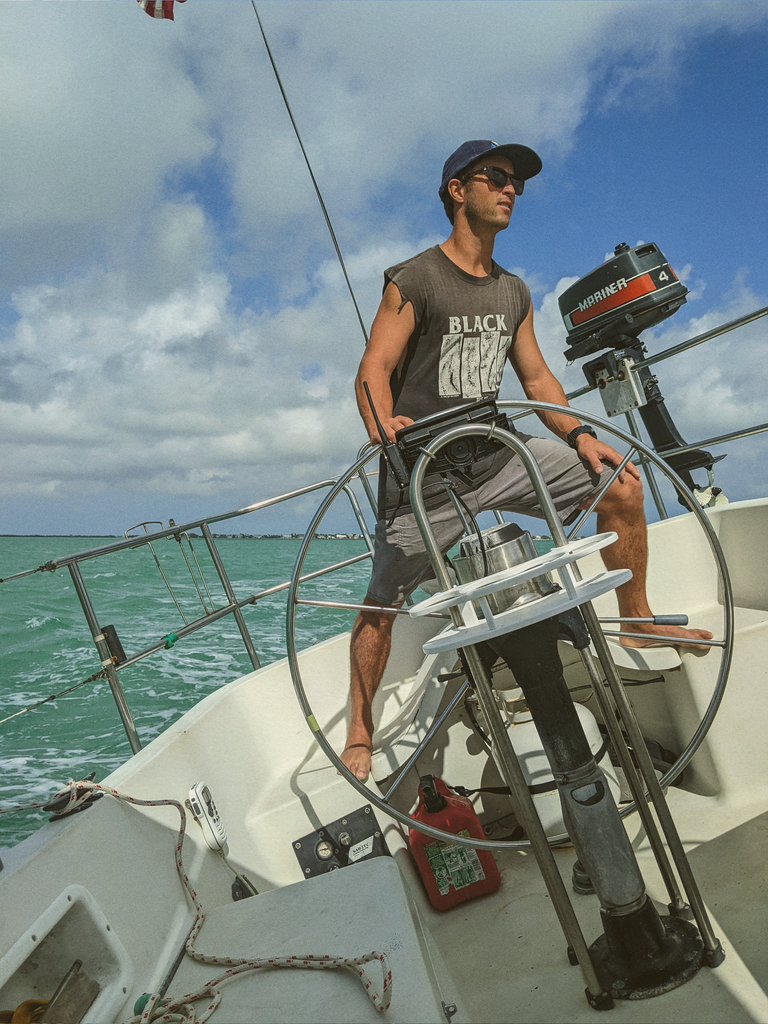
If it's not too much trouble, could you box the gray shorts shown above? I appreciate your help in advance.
[366,433,601,607]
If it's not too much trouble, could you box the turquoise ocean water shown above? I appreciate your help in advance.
[1,530,553,850]
[0,534,372,849]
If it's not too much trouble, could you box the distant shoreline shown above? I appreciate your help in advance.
[0,533,364,540]
[1,533,553,541]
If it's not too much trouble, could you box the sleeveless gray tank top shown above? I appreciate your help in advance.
[385,245,531,420]
[378,246,531,517]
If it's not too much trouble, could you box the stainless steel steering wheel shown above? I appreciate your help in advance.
[285,401,733,850]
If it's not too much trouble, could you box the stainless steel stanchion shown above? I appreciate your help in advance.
[69,561,142,754]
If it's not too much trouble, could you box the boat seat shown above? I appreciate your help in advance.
[558,636,681,674]
[605,639,682,672]
[167,855,461,1023]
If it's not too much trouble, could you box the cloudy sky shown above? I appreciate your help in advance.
[1,0,766,537]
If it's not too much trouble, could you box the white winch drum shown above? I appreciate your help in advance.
[503,701,622,837]
[453,522,556,614]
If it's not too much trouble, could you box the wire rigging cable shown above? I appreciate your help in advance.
[251,2,369,345]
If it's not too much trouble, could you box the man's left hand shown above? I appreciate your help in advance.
[575,434,640,483]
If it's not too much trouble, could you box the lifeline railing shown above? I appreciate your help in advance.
[1,478,378,754]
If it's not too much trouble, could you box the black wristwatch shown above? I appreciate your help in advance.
[566,425,597,449]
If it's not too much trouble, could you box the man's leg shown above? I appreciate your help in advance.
[342,599,398,781]
[341,501,468,781]
[476,435,713,650]
[590,473,713,647]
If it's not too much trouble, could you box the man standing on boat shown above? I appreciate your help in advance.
[342,140,712,782]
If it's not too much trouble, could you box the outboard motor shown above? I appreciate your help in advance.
[558,242,724,497]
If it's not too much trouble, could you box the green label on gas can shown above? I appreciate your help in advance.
[423,829,485,895]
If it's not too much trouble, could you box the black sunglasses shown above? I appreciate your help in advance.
[462,165,525,196]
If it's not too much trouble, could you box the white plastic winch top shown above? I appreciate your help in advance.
[408,533,631,654]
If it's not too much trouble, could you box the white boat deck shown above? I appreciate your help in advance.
[1,499,766,1023]
[411,791,768,1024]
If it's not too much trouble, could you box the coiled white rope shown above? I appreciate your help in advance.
[1,780,392,1021]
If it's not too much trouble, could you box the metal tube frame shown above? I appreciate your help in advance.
[201,523,261,671]
[561,305,768,404]
[408,429,613,996]
[623,409,668,520]
[68,562,142,754]
[24,477,377,752]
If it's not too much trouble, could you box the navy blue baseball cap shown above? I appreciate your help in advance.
[439,140,542,198]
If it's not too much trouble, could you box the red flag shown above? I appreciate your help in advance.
[137,0,186,20]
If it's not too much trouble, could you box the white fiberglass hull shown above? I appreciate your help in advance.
[0,499,766,1022]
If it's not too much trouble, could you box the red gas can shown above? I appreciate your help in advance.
[409,775,501,911]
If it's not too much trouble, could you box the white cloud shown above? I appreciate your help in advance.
[1,1,766,530]
[0,4,213,231]
[648,273,767,441]
[6,1,760,255]
[0,244,377,503]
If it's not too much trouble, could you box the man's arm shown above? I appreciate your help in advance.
[355,281,416,444]
[509,304,639,479]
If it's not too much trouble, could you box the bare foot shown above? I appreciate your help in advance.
[620,623,714,651]
[341,743,372,781]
